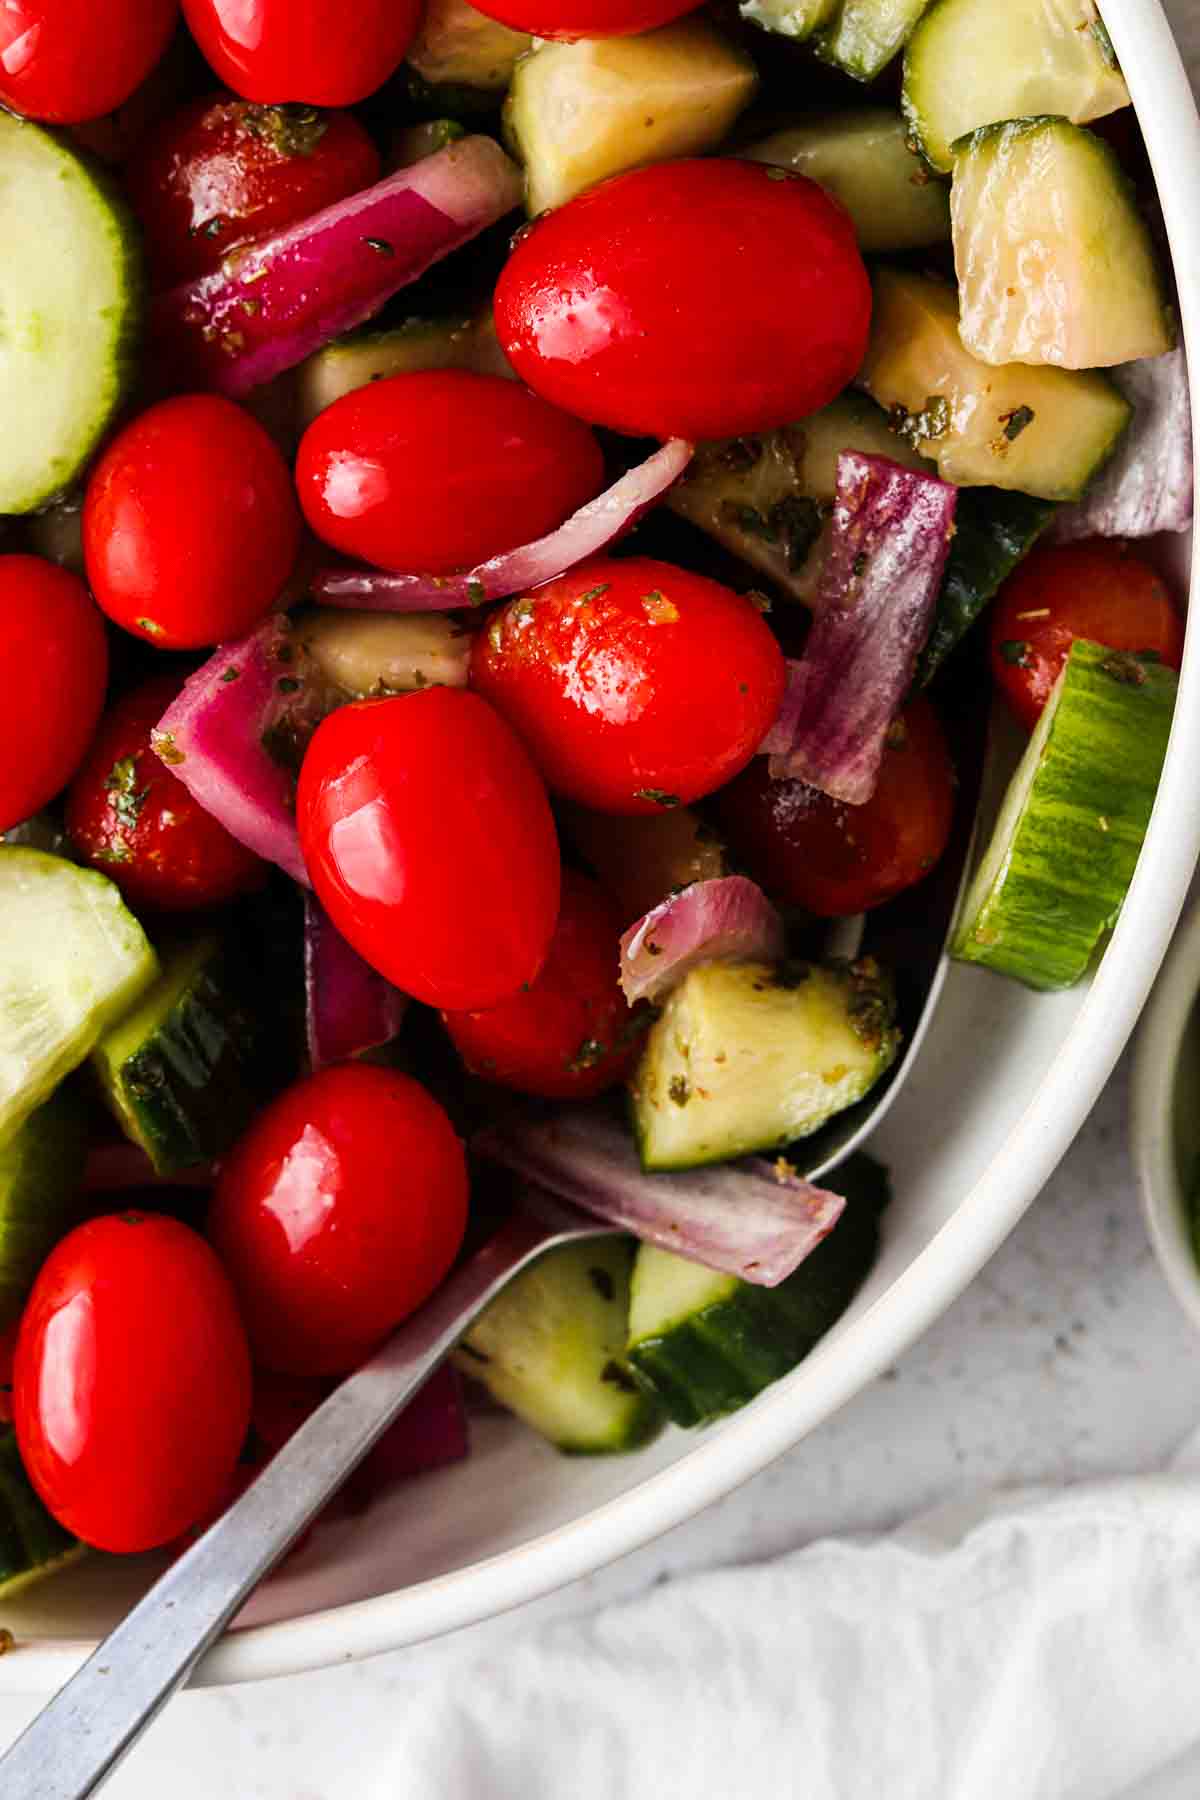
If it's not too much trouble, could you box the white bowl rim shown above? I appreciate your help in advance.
[11,0,1200,1693]
[1132,899,1200,1333]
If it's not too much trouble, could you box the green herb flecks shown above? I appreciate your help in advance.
[104,757,149,835]
[364,237,395,257]
[634,789,680,808]
[888,394,950,451]
[668,1074,691,1107]
[244,103,329,158]
[1001,405,1036,442]
[589,1266,616,1302]
[567,1037,608,1073]
[999,640,1029,667]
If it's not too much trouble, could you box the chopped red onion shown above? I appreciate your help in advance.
[620,876,785,1005]
[343,1366,469,1510]
[757,659,804,758]
[766,453,957,805]
[151,137,522,395]
[1049,347,1193,542]
[151,617,309,886]
[475,1108,846,1288]
[304,892,407,1069]
[312,438,694,611]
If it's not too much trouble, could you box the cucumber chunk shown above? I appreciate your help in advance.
[952,118,1175,370]
[916,487,1057,685]
[627,1154,887,1425]
[296,609,473,699]
[744,110,950,251]
[739,0,837,41]
[0,1085,89,1329]
[407,0,531,91]
[0,850,158,1147]
[504,22,756,215]
[859,269,1131,500]
[903,0,1130,174]
[0,112,142,513]
[666,393,935,603]
[814,0,932,83]
[952,640,1177,989]
[631,958,900,1172]
[296,311,512,427]
[92,934,279,1176]
[455,1238,663,1454]
[0,1431,83,1598]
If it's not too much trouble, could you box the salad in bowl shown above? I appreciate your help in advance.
[0,0,1188,1608]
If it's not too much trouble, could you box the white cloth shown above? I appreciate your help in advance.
[392,1454,1200,1800]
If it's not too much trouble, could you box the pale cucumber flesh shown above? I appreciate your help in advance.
[814,0,932,83]
[745,109,950,251]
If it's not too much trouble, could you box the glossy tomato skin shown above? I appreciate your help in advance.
[442,868,636,1099]
[0,0,177,124]
[84,395,301,650]
[990,542,1185,733]
[472,0,698,36]
[0,556,109,832]
[126,95,381,289]
[298,688,561,1010]
[208,1065,469,1376]
[713,698,955,918]
[494,160,871,441]
[14,1213,252,1553]
[470,556,786,815]
[296,371,606,576]
[65,675,266,912]
[181,0,421,105]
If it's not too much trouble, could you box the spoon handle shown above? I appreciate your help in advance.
[0,1205,592,1800]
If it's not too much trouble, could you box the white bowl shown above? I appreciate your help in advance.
[5,0,1200,1694]
[1133,898,1200,1332]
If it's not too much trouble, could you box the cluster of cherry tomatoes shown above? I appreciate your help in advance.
[0,0,1186,1556]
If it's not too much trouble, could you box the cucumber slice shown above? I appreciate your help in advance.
[0,112,142,513]
[627,1155,887,1425]
[0,1431,83,1598]
[296,609,473,699]
[296,312,512,427]
[0,850,157,1147]
[952,118,1175,370]
[666,393,935,603]
[744,110,950,252]
[739,0,837,42]
[503,22,756,216]
[0,1085,89,1329]
[92,934,278,1176]
[952,640,1177,989]
[454,1238,663,1454]
[916,487,1057,685]
[813,0,932,83]
[631,958,900,1172]
[407,0,531,91]
[859,269,1131,500]
[902,0,1130,174]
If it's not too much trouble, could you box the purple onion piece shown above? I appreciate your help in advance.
[619,876,785,1005]
[766,453,957,805]
[475,1108,846,1288]
[304,892,408,1070]
[1049,347,1193,542]
[345,1366,469,1508]
[151,137,523,396]
[151,617,309,885]
[312,438,694,612]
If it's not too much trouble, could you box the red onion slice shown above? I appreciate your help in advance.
[766,453,957,805]
[312,438,694,612]
[344,1366,469,1509]
[151,137,522,396]
[152,617,309,886]
[304,892,408,1070]
[620,876,785,1005]
[1049,347,1193,542]
[475,1108,846,1288]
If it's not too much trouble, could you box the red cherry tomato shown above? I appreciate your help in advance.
[125,95,381,289]
[181,0,421,106]
[13,1213,251,1553]
[990,542,1185,733]
[65,674,265,913]
[0,0,177,124]
[0,556,109,832]
[296,371,605,576]
[298,688,561,1010]
[83,395,301,650]
[714,699,955,918]
[208,1064,469,1376]
[494,160,871,441]
[442,868,636,1099]
[470,556,785,815]
[471,0,697,37]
